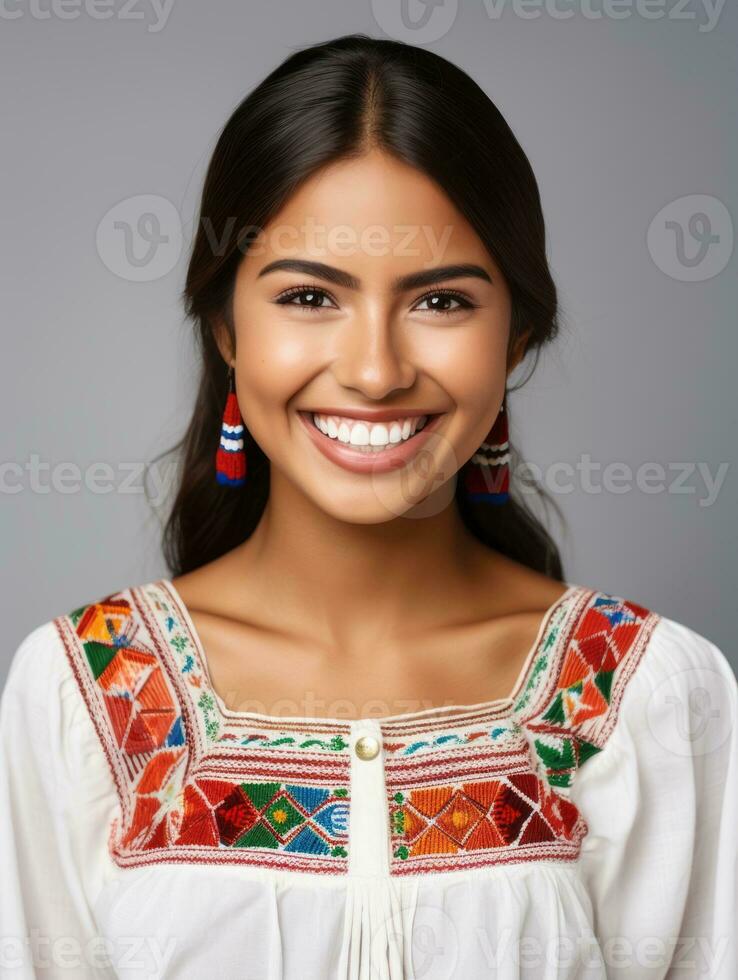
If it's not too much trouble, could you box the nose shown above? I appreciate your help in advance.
[331,307,417,401]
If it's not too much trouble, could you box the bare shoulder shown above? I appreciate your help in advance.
[170,548,261,621]
[472,550,571,619]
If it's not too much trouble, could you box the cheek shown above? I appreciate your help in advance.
[234,322,322,424]
[424,325,508,414]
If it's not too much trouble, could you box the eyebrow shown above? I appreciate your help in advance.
[256,259,493,291]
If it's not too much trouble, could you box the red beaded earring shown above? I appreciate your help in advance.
[215,366,247,487]
[463,396,510,504]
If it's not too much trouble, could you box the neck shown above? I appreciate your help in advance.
[229,468,494,644]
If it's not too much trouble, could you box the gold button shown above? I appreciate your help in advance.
[355,735,380,760]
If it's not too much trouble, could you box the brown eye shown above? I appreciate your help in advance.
[276,286,338,310]
[412,289,475,314]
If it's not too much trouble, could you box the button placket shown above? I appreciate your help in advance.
[347,718,389,877]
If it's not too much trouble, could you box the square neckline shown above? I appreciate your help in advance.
[153,578,585,730]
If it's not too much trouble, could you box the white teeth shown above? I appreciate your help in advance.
[349,423,370,446]
[310,413,429,451]
[369,424,388,446]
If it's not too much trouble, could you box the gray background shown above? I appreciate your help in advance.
[1,0,736,689]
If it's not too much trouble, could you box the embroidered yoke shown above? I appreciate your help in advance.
[54,582,652,873]
[2,580,737,979]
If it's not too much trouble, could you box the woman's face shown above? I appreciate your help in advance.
[227,148,517,523]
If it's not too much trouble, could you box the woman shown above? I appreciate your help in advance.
[1,33,736,980]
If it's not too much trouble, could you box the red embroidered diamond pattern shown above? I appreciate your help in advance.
[215,786,260,845]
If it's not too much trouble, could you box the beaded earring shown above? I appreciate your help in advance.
[215,365,247,487]
[463,396,510,504]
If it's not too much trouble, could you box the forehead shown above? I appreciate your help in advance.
[240,148,493,278]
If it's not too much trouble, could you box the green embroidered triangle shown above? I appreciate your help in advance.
[233,822,280,849]
[540,690,566,725]
[241,782,281,810]
[83,640,117,680]
[69,606,87,627]
[576,739,602,766]
[534,735,575,770]
[594,669,614,703]
[549,771,572,788]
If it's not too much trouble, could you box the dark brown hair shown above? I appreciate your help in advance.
[150,33,566,579]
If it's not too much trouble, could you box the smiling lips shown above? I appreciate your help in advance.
[311,412,429,451]
[297,409,445,475]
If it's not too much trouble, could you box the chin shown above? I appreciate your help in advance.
[308,478,455,525]
[310,489,404,525]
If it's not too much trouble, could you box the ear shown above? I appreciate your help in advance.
[211,314,235,367]
[507,328,532,373]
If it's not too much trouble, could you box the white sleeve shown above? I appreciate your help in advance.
[0,622,120,978]
[569,615,738,979]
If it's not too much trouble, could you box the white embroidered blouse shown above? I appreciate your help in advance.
[0,580,736,979]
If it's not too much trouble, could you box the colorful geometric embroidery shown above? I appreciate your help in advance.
[123,761,349,863]
[55,586,352,874]
[516,592,660,793]
[387,742,586,874]
[392,780,564,851]
[66,598,185,779]
[179,778,348,854]
[55,580,660,878]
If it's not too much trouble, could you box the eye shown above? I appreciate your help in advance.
[275,285,338,311]
[412,289,476,315]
